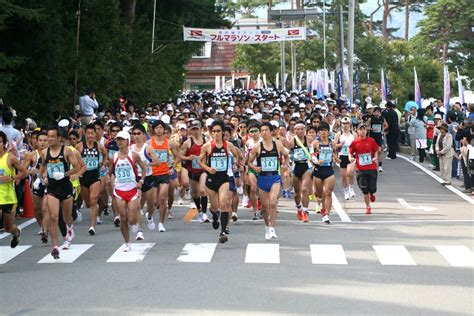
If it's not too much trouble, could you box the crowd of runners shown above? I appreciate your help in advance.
[1,88,473,260]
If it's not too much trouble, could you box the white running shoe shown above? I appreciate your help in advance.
[123,243,131,252]
[344,188,350,200]
[242,195,249,208]
[167,210,174,219]
[38,230,43,236]
[190,202,197,209]
[202,213,210,223]
[231,212,238,222]
[66,224,75,242]
[136,231,144,241]
[322,214,331,224]
[378,166,384,172]
[62,240,71,250]
[198,212,204,223]
[349,186,356,198]
[75,210,83,223]
[265,227,272,240]
[270,227,277,239]
[88,226,95,235]
[130,224,138,234]
[237,186,243,195]
[185,191,191,200]
[178,198,184,205]
[96,216,102,225]
[158,223,166,232]
[147,216,156,230]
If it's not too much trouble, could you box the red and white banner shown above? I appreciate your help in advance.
[183,27,306,44]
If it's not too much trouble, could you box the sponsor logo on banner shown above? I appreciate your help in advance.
[190,30,203,37]
[288,29,300,36]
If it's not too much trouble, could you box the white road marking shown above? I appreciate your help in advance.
[397,198,437,212]
[245,243,280,264]
[332,192,351,222]
[0,218,36,240]
[373,245,416,265]
[38,244,94,264]
[0,245,32,264]
[107,243,155,263]
[397,154,474,205]
[436,246,474,267]
[177,243,217,263]
[310,244,348,264]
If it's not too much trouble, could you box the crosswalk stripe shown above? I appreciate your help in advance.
[436,246,474,267]
[37,244,94,264]
[0,246,31,264]
[106,243,155,263]
[310,244,348,264]
[373,245,416,265]
[177,243,217,263]
[245,243,280,264]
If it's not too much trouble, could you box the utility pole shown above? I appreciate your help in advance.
[151,0,157,56]
[323,0,326,70]
[280,28,286,91]
[339,4,345,94]
[73,0,81,108]
[348,0,355,99]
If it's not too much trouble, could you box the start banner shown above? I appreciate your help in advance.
[183,27,306,44]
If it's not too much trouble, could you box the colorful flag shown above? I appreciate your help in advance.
[337,69,343,100]
[276,73,279,90]
[298,72,304,92]
[414,67,421,108]
[355,69,360,101]
[330,71,335,93]
[263,73,267,90]
[343,67,353,108]
[384,70,390,97]
[366,68,371,95]
[444,65,450,112]
[456,67,465,105]
[380,68,387,102]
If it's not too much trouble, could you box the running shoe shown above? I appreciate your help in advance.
[297,209,303,221]
[309,194,317,202]
[369,193,376,203]
[270,227,277,239]
[123,243,131,252]
[198,212,204,223]
[212,211,220,229]
[167,210,174,219]
[113,216,121,227]
[37,230,43,236]
[103,207,109,216]
[147,216,156,230]
[219,232,228,243]
[130,224,138,234]
[241,195,249,208]
[378,166,383,173]
[51,246,60,259]
[252,212,259,220]
[178,198,184,205]
[322,214,331,224]
[41,232,48,244]
[302,211,309,223]
[315,204,321,214]
[66,224,75,242]
[10,228,20,248]
[344,188,350,200]
[75,210,83,223]
[88,226,95,235]
[202,213,210,223]
[231,212,239,222]
[136,230,144,241]
[96,216,102,225]
[62,240,70,250]
[158,223,166,232]
[366,207,372,215]
[265,227,272,240]
[224,226,230,234]
[185,190,191,200]
[237,186,243,195]
[349,186,356,198]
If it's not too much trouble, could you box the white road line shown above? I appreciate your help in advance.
[397,154,474,205]
[0,245,32,264]
[177,243,217,263]
[396,198,437,212]
[107,243,155,263]
[436,246,474,267]
[0,218,37,240]
[373,245,416,265]
[38,244,94,264]
[245,243,280,264]
[332,192,351,222]
[310,244,348,265]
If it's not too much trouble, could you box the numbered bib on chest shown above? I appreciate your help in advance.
[261,156,278,172]
[340,146,350,156]
[156,150,168,163]
[358,153,372,166]
[115,166,134,183]
[192,158,202,170]
[372,124,382,133]
[293,148,306,161]
[210,156,227,172]
[319,148,333,166]
[47,162,65,178]
[84,156,99,171]
[0,169,5,183]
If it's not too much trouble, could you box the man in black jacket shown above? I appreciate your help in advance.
[456,120,474,192]
[382,101,400,159]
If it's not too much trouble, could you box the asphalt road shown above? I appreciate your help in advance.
[1,156,473,315]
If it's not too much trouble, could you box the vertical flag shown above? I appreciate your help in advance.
[263,73,267,90]
[456,67,465,105]
[246,75,251,90]
[256,73,261,89]
[298,72,304,92]
[276,73,279,90]
[283,73,288,90]
[414,67,421,108]
[231,73,235,89]
[330,70,335,93]
[215,76,221,91]
[222,76,226,90]
[384,70,390,97]
[444,65,450,112]
[355,69,360,101]
[380,68,387,102]
[343,67,353,108]
[337,69,343,100]
[306,70,311,92]
[366,68,371,95]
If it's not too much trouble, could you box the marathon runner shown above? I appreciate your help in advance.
[334,117,358,200]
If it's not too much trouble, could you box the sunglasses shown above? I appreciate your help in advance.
[69,137,77,141]
[140,116,146,119]
[249,129,259,133]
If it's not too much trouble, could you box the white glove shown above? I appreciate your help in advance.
[33,178,41,190]
[52,172,65,181]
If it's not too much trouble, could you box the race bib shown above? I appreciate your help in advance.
[0,169,5,183]
[340,146,350,156]
[156,149,168,163]
[192,158,202,170]
[84,156,99,171]
[293,148,306,161]
[261,156,278,172]
[210,156,227,172]
[115,166,134,183]
[47,162,65,178]
[319,148,333,166]
[358,153,372,166]
[372,124,382,133]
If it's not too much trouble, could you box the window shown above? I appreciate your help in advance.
[193,42,212,58]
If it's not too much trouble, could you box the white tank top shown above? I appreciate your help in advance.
[339,131,355,156]
[131,143,151,177]
[113,152,137,191]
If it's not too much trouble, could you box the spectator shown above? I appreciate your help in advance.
[406,106,417,159]
[0,111,22,155]
[79,88,98,125]
[410,109,427,162]
[436,123,455,185]
[382,101,400,159]
[456,120,474,193]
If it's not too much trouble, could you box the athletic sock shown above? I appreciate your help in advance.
[193,197,201,211]
[201,196,208,214]
[302,207,308,213]
[378,161,382,167]
[295,203,302,209]
[220,212,229,233]
[211,210,219,221]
